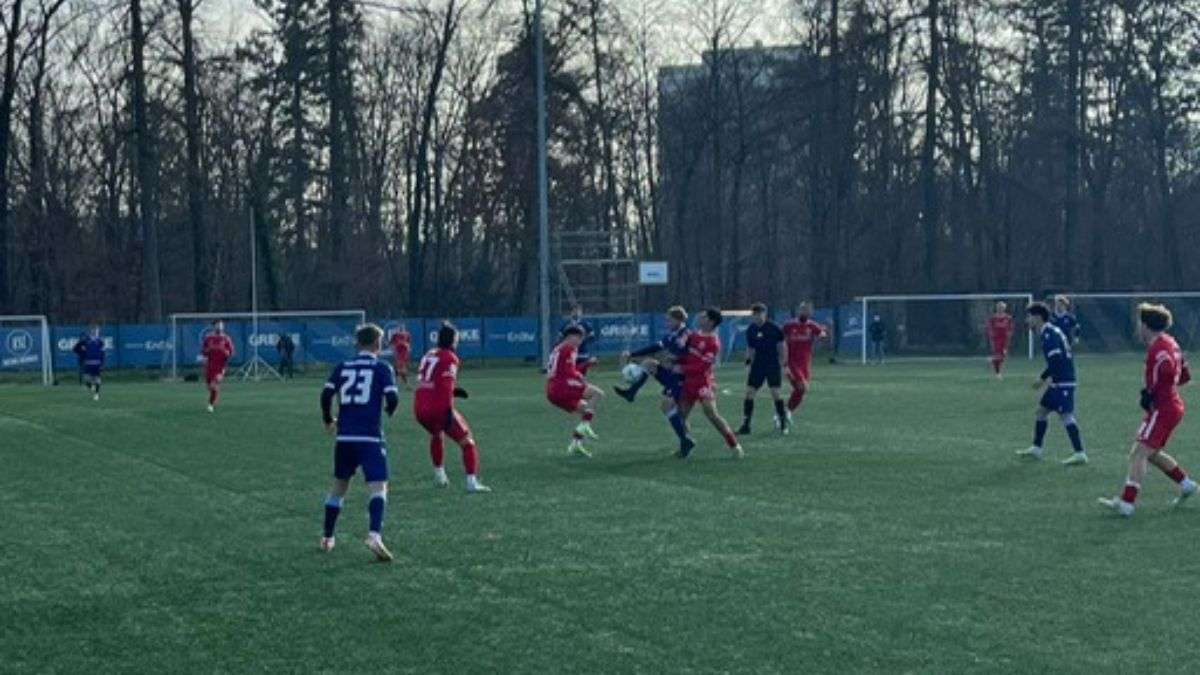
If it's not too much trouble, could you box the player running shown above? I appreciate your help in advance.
[782,302,828,421]
[547,326,605,457]
[414,323,490,493]
[389,323,413,389]
[201,320,235,413]
[1099,303,1198,517]
[1017,303,1088,466]
[1051,295,1080,345]
[737,303,788,436]
[560,304,598,376]
[671,308,744,459]
[614,306,696,456]
[319,324,399,561]
[73,324,105,401]
[986,301,1014,379]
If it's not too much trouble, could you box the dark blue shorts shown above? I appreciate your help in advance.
[83,364,102,377]
[334,441,389,482]
[1040,386,1075,415]
[656,370,683,400]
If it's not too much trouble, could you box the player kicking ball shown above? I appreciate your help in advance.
[781,301,827,425]
[318,324,400,561]
[986,301,1014,379]
[1099,303,1198,518]
[414,323,490,493]
[614,306,696,456]
[201,320,234,413]
[1017,303,1088,466]
[672,308,744,460]
[547,326,604,457]
[74,324,106,401]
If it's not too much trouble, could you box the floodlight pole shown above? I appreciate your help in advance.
[535,0,551,367]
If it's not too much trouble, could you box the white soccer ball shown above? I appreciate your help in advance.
[621,363,645,384]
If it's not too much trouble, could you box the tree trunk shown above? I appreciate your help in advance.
[0,0,22,312]
[179,0,208,310]
[920,0,940,289]
[131,0,163,321]
[1063,0,1082,286]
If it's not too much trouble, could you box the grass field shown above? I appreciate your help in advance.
[3,354,1199,673]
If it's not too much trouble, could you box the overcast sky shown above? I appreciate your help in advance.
[192,0,798,66]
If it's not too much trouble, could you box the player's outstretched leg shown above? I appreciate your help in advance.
[206,383,219,413]
[363,481,393,561]
[575,385,603,440]
[702,399,745,460]
[1060,413,1088,466]
[1099,443,1150,518]
[429,434,449,487]
[1150,452,1199,506]
[615,362,652,402]
[1017,408,1050,460]
[320,479,349,552]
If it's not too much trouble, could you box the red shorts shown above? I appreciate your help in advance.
[415,405,473,444]
[394,353,410,370]
[991,343,1008,359]
[1137,407,1184,451]
[681,381,716,405]
[205,367,226,386]
[788,365,811,386]
[547,379,587,413]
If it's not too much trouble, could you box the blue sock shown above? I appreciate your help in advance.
[1065,423,1085,454]
[323,495,343,538]
[666,408,689,442]
[1033,420,1048,447]
[367,492,386,534]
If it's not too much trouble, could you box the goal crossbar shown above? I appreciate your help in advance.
[857,293,1035,365]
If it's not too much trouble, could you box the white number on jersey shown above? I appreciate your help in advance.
[419,353,439,383]
[338,369,374,405]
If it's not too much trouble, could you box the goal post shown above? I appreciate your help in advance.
[857,293,1036,364]
[0,315,54,385]
[166,310,367,381]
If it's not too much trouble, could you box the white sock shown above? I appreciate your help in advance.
[466,474,479,488]
[434,466,447,479]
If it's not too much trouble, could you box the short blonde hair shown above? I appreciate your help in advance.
[667,306,688,322]
[1138,303,1173,332]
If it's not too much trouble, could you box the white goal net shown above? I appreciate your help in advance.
[0,315,54,385]
[165,310,367,380]
[858,293,1036,364]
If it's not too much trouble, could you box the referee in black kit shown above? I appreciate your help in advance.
[738,302,789,435]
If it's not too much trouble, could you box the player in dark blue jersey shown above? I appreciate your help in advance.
[318,324,400,561]
[72,325,106,401]
[1018,303,1088,466]
[1051,295,1080,346]
[613,305,696,455]
[560,304,599,375]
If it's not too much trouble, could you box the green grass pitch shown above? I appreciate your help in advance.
[2,355,1198,673]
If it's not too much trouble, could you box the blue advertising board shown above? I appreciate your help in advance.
[304,318,359,364]
[1,325,48,372]
[483,317,540,358]
[117,324,171,367]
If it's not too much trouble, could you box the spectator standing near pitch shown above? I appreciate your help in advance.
[276,332,296,379]
[868,315,887,364]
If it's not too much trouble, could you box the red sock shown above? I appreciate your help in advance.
[582,410,595,422]
[462,442,479,475]
[722,428,738,448]
[1164,466,1188,484]
[430,435,445,468]
[208,388,218,406]
[788,389,804,411]
[1121,481,1140,505]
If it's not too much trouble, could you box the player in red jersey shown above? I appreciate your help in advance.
[672,308,743,459]
[1099,304,1198,518]
[388,323,413,389]
[781,301,828,421]
[201,320,235,412]
[985,301,1014,379]
[547,325,605,457]
[413,322,490,493]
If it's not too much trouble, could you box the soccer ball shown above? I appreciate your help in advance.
[621,363,645,384]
